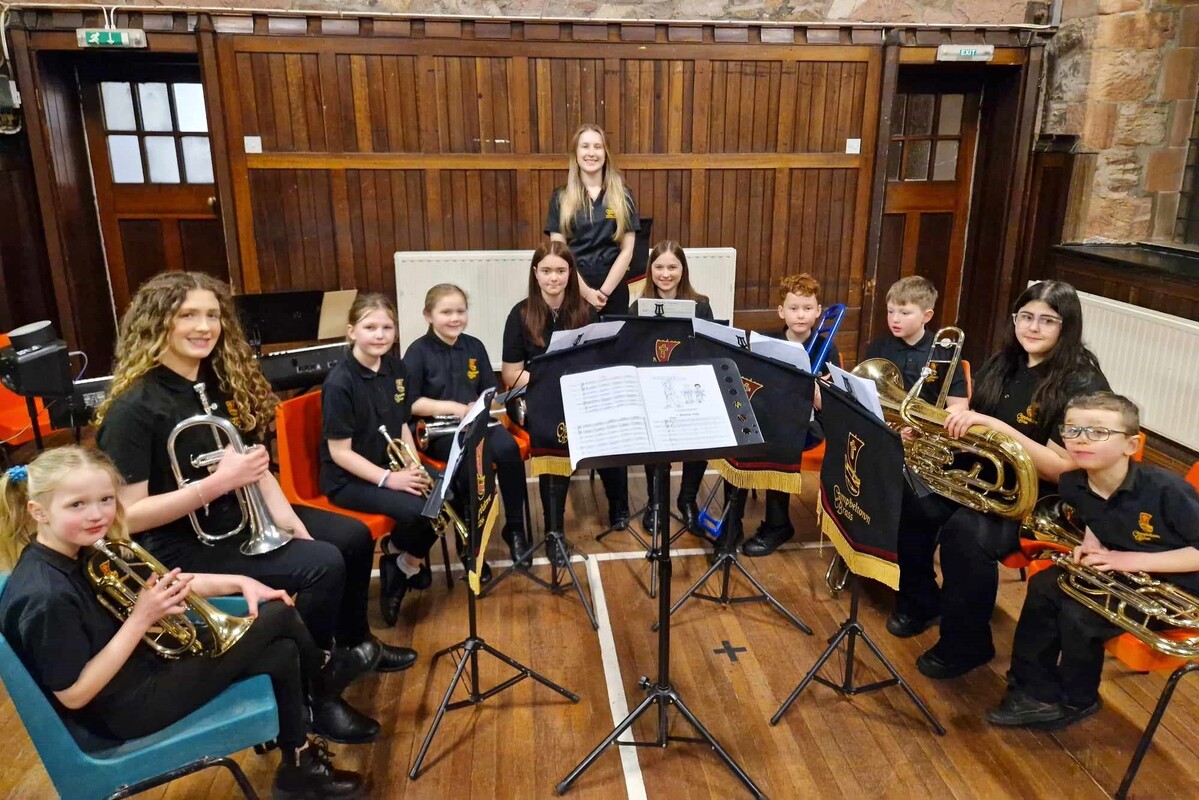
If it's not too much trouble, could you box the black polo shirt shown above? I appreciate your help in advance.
[97,364,244,544]
[544,187,641,286]
[1059,463,1199,593]
[985,360,1109,447]
[402,330,496,405]
[319,352,414,495]
[765,327,841,376]
[0,541,161,739]
[864,329,968,404]
[501,300,599,366]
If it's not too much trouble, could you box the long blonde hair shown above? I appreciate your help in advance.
[558,124,632,242]
[0,447,129,571]
[96,272,278,439]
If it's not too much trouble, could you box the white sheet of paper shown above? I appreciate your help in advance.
[692,317,748,349]
[637,365,737,451]
[546,320,625,353]
[748,331,812,373]
[828,364,885,421]
[634,298,697,318]
[440,389,495,499]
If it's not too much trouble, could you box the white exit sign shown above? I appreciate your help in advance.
[936,44,994,62]
[76,28,147,48]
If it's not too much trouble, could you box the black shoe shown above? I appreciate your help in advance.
[378,562,408,628]
[1038,699,1102,730]
[641,505,666,535]
[459,561,493,585]
[885,611,939,638]
[321,640,382,696]
[501,524,529,563]
[677,499,700,535]
[985,689,1067,727]
[609,509,630,531]
[407,561,433,591]
[916,646,993,680]
[374,641,418,673]
[741,522,795,557]
[274,737,367,799]
[311,696,380,745]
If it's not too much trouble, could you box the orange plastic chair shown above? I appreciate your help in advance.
[961,359,972,402]
[1187,461,1199,491]
[0,334,53,449]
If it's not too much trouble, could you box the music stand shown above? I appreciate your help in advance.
[409,391,580,779]
[556,359,767,799]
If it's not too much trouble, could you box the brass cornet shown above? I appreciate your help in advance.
[167,382,293,556]
[414,412,505,451]
[378,424,469,543]
[87,537,253,659]
[1022,497,1199,659]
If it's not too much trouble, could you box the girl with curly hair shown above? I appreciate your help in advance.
[95,271,413,745]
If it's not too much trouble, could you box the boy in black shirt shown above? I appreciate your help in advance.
[988,392,1199,729]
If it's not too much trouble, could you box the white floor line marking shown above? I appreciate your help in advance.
[586,555,648,800]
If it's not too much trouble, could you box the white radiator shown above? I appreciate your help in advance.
[1078,291,1199,450]
[395,248,737,370]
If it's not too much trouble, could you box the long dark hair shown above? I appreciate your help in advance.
[641,240,708,303]
[523,240,591,348]
[972,281,1102,435]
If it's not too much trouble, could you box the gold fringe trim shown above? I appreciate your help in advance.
[530,455,573,477]
[821,503,900,591]
[468,501,501,595]
[713,460,802,494]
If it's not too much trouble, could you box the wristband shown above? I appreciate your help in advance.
[378,470,390,488]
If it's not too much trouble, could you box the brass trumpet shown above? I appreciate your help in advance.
[167,382,293,556]
[378,424,468,543]
[87,537,253,659]
[1022,497,1199,659]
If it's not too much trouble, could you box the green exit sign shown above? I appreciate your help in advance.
[76,28,147,48]
[936,44,995,62]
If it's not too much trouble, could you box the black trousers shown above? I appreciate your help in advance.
[427,423,526,533]
[141,505,371,650]
[721,485,791,529]
[594,280,630,319]
[643,462,707,507]
[539,468,628,532]
[94,601,319,749]
[895,487,1021,661]
[329,479,438,560]
[1008,566,1122,707]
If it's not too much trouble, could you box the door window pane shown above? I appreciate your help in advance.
[886,140,903,181]
[182,136,214,183]
[892,94,907,136]
[903,139,931,181]
[107,135,144,183]
[907,94,935,136]
[100,82,136,131]
[933,140,960,181]
[938,95,964,136]
[138,83,173,132]
[145,136,181,183]
[173,84,209,133]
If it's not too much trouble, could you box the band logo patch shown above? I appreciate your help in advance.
[741,376,763,400]
[1016,402,1039,426]
[556,422,568,444]
[466,358,479,380]
[844,433,864,497]
[1133,512,1159,543]
[394,378,406,404]
[655,339,681,363]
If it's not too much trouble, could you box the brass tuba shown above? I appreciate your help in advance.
[167,382,293,556]
[1022,497,1199,659]
[378,424,468,543]
[86,537,253,659]
[851,327,1038,520]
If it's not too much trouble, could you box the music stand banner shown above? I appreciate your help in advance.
[818,383,904,590]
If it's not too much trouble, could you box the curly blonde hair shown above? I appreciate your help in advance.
[96,272,278,439]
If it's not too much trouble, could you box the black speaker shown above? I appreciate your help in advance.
[0,321,74,397]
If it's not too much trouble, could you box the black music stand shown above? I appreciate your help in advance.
[556,359,767,799]
[409,392,580,780]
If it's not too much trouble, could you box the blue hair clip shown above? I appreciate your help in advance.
[5,465,28,484]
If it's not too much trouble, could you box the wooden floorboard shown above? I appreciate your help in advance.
[2,469,1198,799]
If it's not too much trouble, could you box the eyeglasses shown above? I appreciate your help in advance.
[1059,425,1138,442]
[1012,312,1062,329]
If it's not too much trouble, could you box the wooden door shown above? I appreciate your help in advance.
[875,71,981,329]
[80,61,228,313]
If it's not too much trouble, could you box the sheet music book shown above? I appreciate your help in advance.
[692,317,748,349]
[560,364,737,470]
[546,320,626,353]
[634,298,697,318]
[827,364,885,421]
[748,331,812,373]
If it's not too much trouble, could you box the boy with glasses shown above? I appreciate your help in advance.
[988,392,1199,729]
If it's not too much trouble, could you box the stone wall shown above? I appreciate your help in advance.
[1044,0,1197,243]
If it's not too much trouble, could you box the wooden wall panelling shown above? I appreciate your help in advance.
[0,132,55,331]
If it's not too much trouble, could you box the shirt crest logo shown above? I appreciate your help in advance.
[467,358,479,381]
[654,339,681,363]
[605,207,617,219]
[741,376,763,400]
[394,378,406,404]
[1133,512,1159,543]
[844,433,865,497]
[1016,402,1039,426]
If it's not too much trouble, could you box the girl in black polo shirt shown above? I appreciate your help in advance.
[501,241,630,557]
[0,447,365,799]
[890,280,1109,681]
[404,284,527,566]
[95,271,410,746]
[320,293,438,621]
[629,241,714,535]
[546,124,640,315]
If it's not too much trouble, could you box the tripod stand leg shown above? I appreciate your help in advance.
[729,558,813,634]
[653,553,729,631]
[851,626,946,735]
[552,536,599,630]
[770,623,854,725]
[479,641,580,701]
[409,640,475,779]
[555,689,660,795]
[671,692,765,799]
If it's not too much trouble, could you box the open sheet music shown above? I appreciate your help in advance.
[546,320,625,354]
[827,364,885,421]
[560,364,737,469]
[748,331,812,373]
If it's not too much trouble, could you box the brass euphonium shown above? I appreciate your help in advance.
[168,382,293,556]
[378,424,469,543]
[86,537,253,658]
[1022,497,1199,659]
[851,327,1038,520]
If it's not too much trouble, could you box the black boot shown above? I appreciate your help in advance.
[377,550,408,628]
[501,522,530,564]
[273,738,367,799]
[454,537,492,586]
[372,637,418,673]
[539,474,567,534]
[310,644,382,744]
[742,490,795,557]
[676,460,705,535]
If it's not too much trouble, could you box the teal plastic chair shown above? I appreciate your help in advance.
[0,575,279,799]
